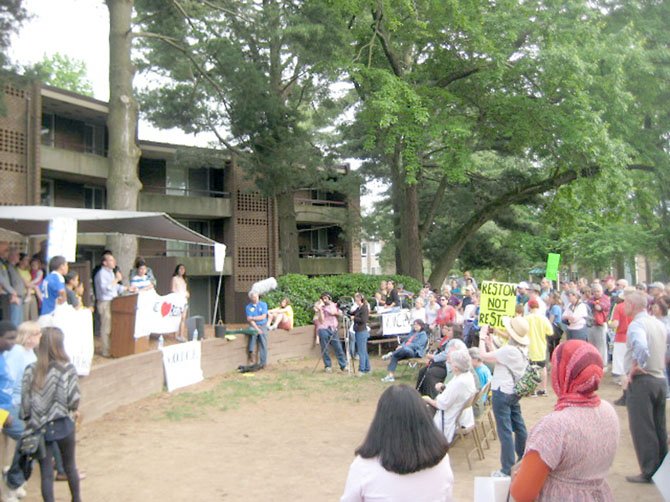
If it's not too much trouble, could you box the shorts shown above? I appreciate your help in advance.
[278,319,292,331]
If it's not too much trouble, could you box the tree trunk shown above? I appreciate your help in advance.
[106,0,142,279]
[388,140,423,280]
[276,191,300,274]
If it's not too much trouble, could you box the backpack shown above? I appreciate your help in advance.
[504,347,542,398]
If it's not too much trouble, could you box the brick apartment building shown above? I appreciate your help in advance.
[0,79,361,322]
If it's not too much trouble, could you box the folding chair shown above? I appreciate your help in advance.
[473,381,496,449]
[450,393,486,470]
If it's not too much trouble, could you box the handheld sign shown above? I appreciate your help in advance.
[478,281,517,329]
[381,309,412,336]
[546,253,561,281]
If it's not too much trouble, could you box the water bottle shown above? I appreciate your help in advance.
[193,328,199,341]
[157,334,164,350]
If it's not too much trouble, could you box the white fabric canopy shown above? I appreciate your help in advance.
[0,206,217,245]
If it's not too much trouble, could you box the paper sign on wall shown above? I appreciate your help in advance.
[52,304,94,376]
[47,217,77,262]
[545,253,561,281]
[478,281,517,329]
[161,340,203,392]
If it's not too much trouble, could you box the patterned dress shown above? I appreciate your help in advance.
[525,401,619,501]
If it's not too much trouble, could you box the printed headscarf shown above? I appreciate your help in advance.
[551,339,603,411]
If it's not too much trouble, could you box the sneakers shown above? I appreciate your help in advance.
[381,375,395,383]
[381,352,393,361]
[324,367,333,373]
[357,371,369,377]
[490,470,510,478]
[613,395,626,406]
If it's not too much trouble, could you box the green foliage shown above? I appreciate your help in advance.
[28,53,94,96]
[264,273,421,326]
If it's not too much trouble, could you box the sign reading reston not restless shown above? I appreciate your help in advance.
[478,281,517,329]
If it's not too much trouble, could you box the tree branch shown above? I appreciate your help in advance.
[419,172,450,241]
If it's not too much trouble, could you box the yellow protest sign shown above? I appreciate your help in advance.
[478,281,517,328]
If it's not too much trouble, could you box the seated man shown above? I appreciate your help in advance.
[245,292,269,368]
[381,319,429,383]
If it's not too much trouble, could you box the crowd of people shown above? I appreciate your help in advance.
[336,273,669,501]
[0,242,193,356]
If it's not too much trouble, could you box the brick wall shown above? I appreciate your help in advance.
[79,325,319,423]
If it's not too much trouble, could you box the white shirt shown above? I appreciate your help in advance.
[341,454,454,502]
[563,302,588,330]
[433,371,476,443]
[491,344,527,394]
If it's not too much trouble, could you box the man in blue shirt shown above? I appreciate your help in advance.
[39,256,68,326]
[245,292,269,368]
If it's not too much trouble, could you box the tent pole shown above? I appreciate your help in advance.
[212,268,224,325]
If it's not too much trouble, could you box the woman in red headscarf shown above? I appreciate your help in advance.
[510,340,619,501]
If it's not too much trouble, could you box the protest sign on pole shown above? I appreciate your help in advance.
[478,281,517,329]
[546,253,561,281]
[161,340,203,392]
[381,309,412,336]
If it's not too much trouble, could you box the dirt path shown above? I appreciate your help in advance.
[23,356,667,501]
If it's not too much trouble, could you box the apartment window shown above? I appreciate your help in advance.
[41,179,54,206]
[167,219,212,257]
[361,243,368,257]
[41,113,55,147]
[84,185,106,209]
[84,123,105,156]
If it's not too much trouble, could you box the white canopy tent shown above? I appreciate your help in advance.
[0,206,227,324]
[0,206,217,244]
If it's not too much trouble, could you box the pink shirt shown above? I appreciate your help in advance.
[314,302,339,331]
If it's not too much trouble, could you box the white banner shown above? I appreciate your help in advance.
[52,304,94,376]
[381,309,412,336]
[161,340,203,392]
[214,243,226,272]
[134,290,188,339]
[47,217,77,262]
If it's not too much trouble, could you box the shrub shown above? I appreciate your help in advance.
[265,273,422,327]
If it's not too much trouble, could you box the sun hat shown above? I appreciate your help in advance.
[517,281,529,290]
[502,316,530,346]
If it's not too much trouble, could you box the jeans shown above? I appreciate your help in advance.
[492,389,527,475]
[355,330,370,373]
[588,325,608,366]
[9,302,23,327]
[387,347,415,372]
[38,431,81,502]
[247,324,268,367]
[4,406,25,490]
[318,328,346,369]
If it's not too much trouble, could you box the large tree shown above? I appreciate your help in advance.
[106,0,142,277]
[134,0,348,273]
[331,0,663,284]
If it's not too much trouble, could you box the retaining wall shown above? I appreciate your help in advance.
[79,325,319,423]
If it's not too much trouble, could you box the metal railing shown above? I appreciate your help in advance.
[294,197,346,207]
[143,185,231,198]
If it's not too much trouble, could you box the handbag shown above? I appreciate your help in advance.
[19,429,44,456]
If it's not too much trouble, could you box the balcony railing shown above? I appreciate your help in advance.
[142,184,230,198]
[295,197,346,207]
[41,138,107,157]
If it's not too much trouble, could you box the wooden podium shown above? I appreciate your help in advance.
[111,294,149,358]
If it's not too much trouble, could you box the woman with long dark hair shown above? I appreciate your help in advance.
[171,264,190,342]
[341,385,454,501]
[351,293,371,375]
[21,327,81,502]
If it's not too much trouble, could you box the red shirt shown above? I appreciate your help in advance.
[435,306,456,326]
[612,302,632,343]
